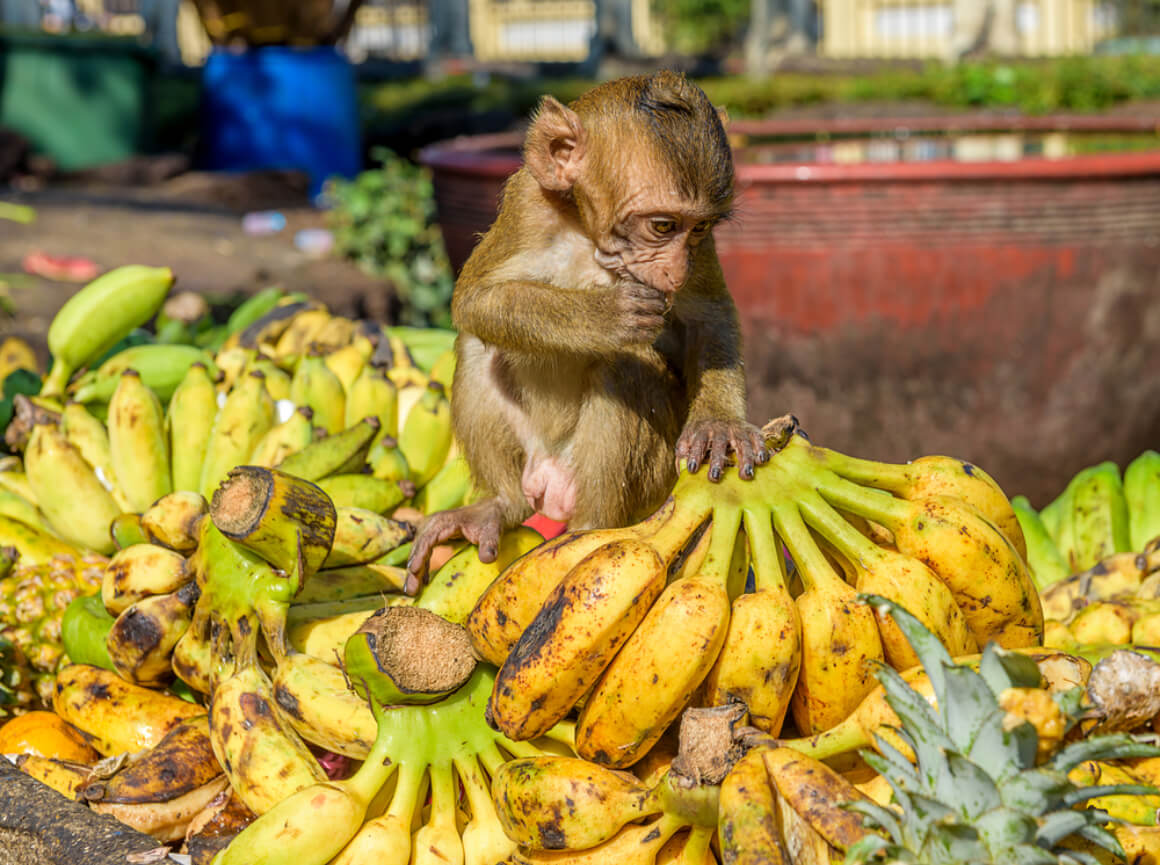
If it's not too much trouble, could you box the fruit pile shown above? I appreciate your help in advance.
[3,265,1160,865]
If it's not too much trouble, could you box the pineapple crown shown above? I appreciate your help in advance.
[844,595,1160,865]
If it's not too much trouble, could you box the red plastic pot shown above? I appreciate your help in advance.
[419,116,1160,504]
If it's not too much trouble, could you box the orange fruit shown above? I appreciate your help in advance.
[0,711,100,762]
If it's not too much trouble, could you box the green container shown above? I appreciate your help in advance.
[0,32,156,170]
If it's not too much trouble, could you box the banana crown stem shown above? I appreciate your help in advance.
[741,504,790,595]
[771,501,845,594]
[697,504,743,587]
[645,487,714,563]
[797,490,881,567]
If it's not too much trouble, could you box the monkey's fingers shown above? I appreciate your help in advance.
[707,431,731,482]
[406,511,469,593]
[734,425,770,480]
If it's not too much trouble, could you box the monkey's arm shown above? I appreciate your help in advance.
[674,251,767,480]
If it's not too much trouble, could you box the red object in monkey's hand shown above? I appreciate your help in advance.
[524,513,568,540]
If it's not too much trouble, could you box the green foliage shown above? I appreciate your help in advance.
[653,0,750,56]
[326,147,456,329]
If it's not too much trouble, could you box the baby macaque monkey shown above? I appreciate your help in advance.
[406,70,766,591]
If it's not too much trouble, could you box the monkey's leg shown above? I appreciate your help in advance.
[406,498,507,593]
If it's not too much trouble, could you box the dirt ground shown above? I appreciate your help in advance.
[0,170,391,364]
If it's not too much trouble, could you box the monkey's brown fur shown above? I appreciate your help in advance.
[407,71,764,586]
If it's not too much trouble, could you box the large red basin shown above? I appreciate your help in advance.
[419,116,1160,504]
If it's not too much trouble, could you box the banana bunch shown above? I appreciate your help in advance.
[1012,451,1160,592]
[474,418,1037,762]
[0,335,40,382]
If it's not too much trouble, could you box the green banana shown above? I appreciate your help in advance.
[368,435,410,483]
[225,287,287,339]
[24,423,121,554]
[314,474,410,514]
[166,363,219,494]
[108,370,172,512]
[275,417,380,482]
[70,344,217,404]
[1011,495,1070,590]
[199,371,275,499]
[0,486,51,533]
[1125,450,1160,552]
[344,365,398,440]
[1067,462,1132,572]
[249,406,315,468]
[412,454,473,514]
[398,382,452,488]
[42,265,175,397]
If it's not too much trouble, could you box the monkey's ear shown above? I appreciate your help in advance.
[525,96,588,192]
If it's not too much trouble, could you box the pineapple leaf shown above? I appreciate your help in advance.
[1063,782,1159,806]
[1036,809,1096,847]
[1000,768,1073,817]
[1050,733,1160,773]
[877,664,953,777]
[990,646,1046,690]
[1058,851,1108,865]
[844,799,904,840]
[941,664,1007,755]
[965,708,1039,783]
[973,805,1038,850]
[940,751,1002,819]
[868,732,920,783]
[918,819,987,864]
[861,594,953,704]
[1071,821,1127,859]
[844,833,897,864]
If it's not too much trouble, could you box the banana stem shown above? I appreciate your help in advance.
[812,471,909,528]
[742,504,789,594]
[777,716,869,762]
[644,486,714,564]
[477,742,506,778]
[812,445,909,491]
[385,762,425,824]
[541,720,576,748]
[771,502,845,594]
[701,504,743,588]
[345,699,404,804]
[427,760,457,825]
[796,492,882,567]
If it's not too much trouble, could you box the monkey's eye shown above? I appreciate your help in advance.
[691,220,712,236]
[650,219,678,236]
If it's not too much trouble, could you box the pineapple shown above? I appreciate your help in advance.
[0,552,106,710]
[844,596,1160,865]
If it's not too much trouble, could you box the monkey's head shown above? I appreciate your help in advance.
[524,70,734,296]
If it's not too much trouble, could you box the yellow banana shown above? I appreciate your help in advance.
[315,473,410,513]
[0,469,35,504]
[398,381,452,487]
[328,763,425,865]
[198,370,275,499]
[459,753,519,865]
[214,346,255,393]
[101,542,190,615]
[345,364,399,439]
[412,761,464,865]
[140,490,207,553]
[575,505,739,768]
[0,486,52,534]
[717,748,787,865]
[323,342,367,392]
[107,369,172,512]
[286,599,380,661]
[294,563,408,603]
[105,581,199,688]
[368,434,411,482]
[703,505,801,735]
[60,401,129,510]
[270,651,377,758]
[324,506,415,568]
[290,353,346,435]
[0,513,79,563]
[209,660,327,815]
[245,356,292,401]
[25,423,121,554]
[248,404,315,467]
[272,307,332,362]
[412,453,474,515]
[14,754,93,800]
[166,361,219,493]
[1068,760,1160,826]
[0,335,39,379]
[1068,600,1137,645]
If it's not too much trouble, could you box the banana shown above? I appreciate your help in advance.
[287,599,381,661]
[70,344,216,404]
[1011,494,1070,590]
[0,513,80,563]
[172,610,214,696]
[294,563,407,603]
[1066,461,1133,572]
[102,542,190,615]
[459,752,519,865]
[290,353,346,435]
[0,469,35,503]
[1067,600,1137,645]
[53,663,204,756]
[308,314,358,355]
[106,581,200,687]
[718,748,787,865]
[214,346,255,393]
[248,405,315,467]
[60,401,127,508]
[429,348,456,396]
[209,660,327,815]
[575,505,738,768]
[798,491,976,670]
[14,754,93,800]
[140,490,207,553]
[345,364,399,440]
[24,422,121,554]
[244,356,292,401]
[817,447,1026,561]
[323,342,367,392]
[0,335,39,379]
[328,763,424,865]
[467,500,686,667]
[412,761,464,865]
[275,416,380,481]
[166,362,219,493]
[324,506,415,568]
[271,651,377,757]
[1037,549,1160,622]
[806,446,1043,651]
[490,487,711,741]
[368,434,412,482]
[1125,450,1160,552]
[492,756,657,850]
[0,485,52,533]
[398,381,453,488]
[108,370,172,512]
[232,298,319,352]
[219,286,292,349]
[199,370,275,499]
[1068,760,1160,825]
[42,264,175,397]
[511,814,688,865]
[416,526,544,626]
[703,505,801,735]
[315,473,410,513]
[774,498,885,735]
[412,453,474,515]
[272,307,332,361]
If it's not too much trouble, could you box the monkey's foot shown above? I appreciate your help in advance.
[677,418,769,482]
[405,499,505,594]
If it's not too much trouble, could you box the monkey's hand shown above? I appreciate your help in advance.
[405,499,505,595]
[677,418,769,482]
[615,280,669,345]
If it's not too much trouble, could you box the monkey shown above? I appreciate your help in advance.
[405,70,767,592]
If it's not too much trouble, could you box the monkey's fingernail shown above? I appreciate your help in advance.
[687,459,699,472]
[741,465,754,479]
[709,466,722,481]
